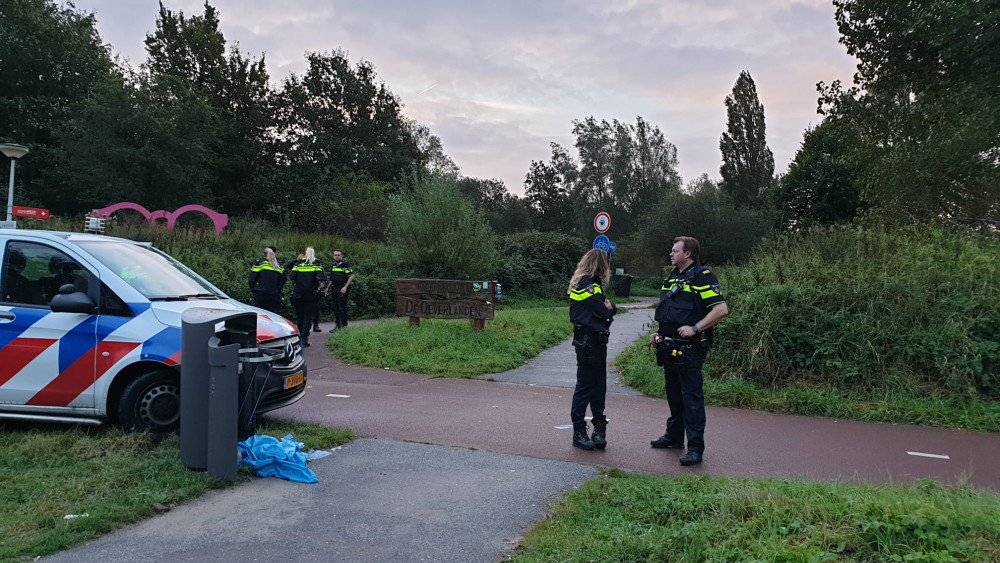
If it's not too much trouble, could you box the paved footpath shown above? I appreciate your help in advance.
[49,301,1000,562]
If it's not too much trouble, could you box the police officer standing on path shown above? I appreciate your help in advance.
[649,236,728,466]
[288,247,324,347]
[325,249,355,330]
[568,248,617,450]
[249,247,285,315]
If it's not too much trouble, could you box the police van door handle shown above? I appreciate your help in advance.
[0,311,15,321]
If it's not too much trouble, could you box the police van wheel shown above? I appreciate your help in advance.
[118,371,181,433]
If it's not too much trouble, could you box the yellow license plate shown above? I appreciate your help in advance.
[283,372,304,389]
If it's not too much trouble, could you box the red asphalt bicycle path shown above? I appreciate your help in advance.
[272,319,1000,491]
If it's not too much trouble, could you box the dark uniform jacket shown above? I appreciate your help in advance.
[654,263,725,338]
[289,260,325,296]
[329,261,354,288]
[569,275,617,334]
[249,260,286,296]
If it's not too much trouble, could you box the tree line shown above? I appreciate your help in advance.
[2,0,997,279]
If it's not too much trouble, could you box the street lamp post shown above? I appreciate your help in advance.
[0,143,30,222]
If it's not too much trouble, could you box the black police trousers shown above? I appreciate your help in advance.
[331,284,349,327]
[662,346,708,454]
[294,292,317,342]
[571,337,607,429]
[251,292,282,315]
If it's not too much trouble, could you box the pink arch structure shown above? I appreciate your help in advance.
[91,202,228,236]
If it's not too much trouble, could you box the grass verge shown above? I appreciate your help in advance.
[329,308,571,377]
[511,470,1000,562]
[615,339,1000,431]
[0,419,352,561]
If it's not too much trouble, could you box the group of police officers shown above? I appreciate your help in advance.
[251,236,726,466]
[249,245,355,348]
[569,236,728,466]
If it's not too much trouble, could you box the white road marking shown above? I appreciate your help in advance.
[325,394,351,398]
[906,451,950,460]
[554,425,572,430]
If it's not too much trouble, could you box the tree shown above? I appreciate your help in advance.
[387,177,497,279]
[719,71,774,207]
[54,72,217,211]
[527,118,682,238]
[524,145,575,233]
[0,0,115,210]
[272,50,423,187]
[819,0,1000,226]
[572,116,681,215]
[143,1,273,213]
[572,117,614,207]
[631,116,682,210]
[456,177,529,234]
[409,122,460,180]
[777,118,864,228]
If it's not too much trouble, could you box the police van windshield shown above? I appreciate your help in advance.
[75,240,222,300]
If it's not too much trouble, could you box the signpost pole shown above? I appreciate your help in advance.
[5,159,15,222]
[0,143,29,223]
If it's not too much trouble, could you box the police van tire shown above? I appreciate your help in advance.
[118,371,181,432]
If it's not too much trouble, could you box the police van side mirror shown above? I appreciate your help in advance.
[50,290,97,314]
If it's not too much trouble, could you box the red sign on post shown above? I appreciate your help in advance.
[594,212,611,233]
[13,206,50,219]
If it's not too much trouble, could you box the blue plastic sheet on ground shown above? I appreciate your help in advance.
[237,434,318,483]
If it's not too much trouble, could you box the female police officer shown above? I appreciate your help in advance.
[288,247,325,347]
[249,247,285,315]
[568,248,617,450]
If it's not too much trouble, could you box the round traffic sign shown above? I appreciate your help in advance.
[593,235,611,252]
[594,212,611,233]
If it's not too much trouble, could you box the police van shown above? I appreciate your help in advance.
[0,229,306,431]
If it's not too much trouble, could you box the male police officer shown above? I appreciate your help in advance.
[649,236,728,466]
[326,250,355,330]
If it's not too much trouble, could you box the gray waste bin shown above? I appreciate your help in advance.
[180,308,269,481]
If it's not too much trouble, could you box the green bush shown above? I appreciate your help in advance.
[346,265,400,319]
[387,177,498,279]
[496,231,589,298]
[714,225,1000,398]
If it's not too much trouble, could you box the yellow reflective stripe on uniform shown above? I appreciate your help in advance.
[661,277,683,291]
[292,264,322,272]
[568,285,603,301]
[691,284,720,298]
[251,263,282,273]
[661,284,695,292]
[331,267,352,273]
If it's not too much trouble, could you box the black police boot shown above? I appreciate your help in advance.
[572,424,595,450]
[313,326,323,332]
[650,433,684,449]
[591,416,607,450]
[679,451,703,466]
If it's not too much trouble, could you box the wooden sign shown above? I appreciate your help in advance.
[396,279,498,332]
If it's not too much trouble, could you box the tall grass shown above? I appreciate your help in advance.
[616,225,1000,429]
[512,471,1000,562]
[715,225,1000,398]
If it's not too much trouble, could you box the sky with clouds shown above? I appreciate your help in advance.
[69,0,859,196]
